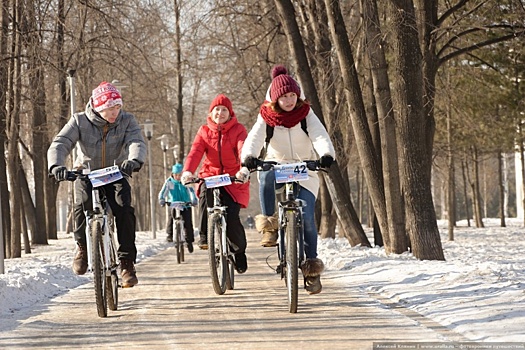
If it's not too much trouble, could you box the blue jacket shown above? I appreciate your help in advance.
[158,177,191,203]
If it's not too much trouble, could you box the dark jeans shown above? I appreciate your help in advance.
[198,183,247,254]
[166,207,194,243]
[259,169,318,259]
[74,177,137,262]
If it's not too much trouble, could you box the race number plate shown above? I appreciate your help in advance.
[274,162,309,183]
[204,174,232,188]
[88,165,123,187]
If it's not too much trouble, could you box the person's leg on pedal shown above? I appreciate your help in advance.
[221,189,248,274]
[72,179,91,275]
[197,184,209,250]
[166,208,174,242]
[108,179,138,288]
[181,208,194,253]
[256,170,279,247]
[298,187,324,295]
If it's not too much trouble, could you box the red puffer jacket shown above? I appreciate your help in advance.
[183,116,250,208]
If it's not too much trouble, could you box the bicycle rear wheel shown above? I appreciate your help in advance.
[208,213,227,295]
[175,220,184,264]
[92,220,108,317]
[285,210,299,313]
[106,230,118,311]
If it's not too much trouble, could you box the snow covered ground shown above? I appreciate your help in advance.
[1,218,524,342]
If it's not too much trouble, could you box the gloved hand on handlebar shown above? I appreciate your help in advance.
[120,159,140,176]
[159,198,166,207]
[319,155,334,169]
[242,156,259,171]
[235,167,250,184]
[181,171,196,186]
[52,166,68,181]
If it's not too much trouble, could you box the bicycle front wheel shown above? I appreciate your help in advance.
[175,220,184,264]
[285,210,299,313]
[92,220,108,317]
[106,230,118,311]
[208,213,227,295]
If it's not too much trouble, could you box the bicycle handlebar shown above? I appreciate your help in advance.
[48,169,85,182]
[184,175,243,185]
[252,159,325,172]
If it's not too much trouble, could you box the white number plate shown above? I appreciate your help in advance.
[204,174,232,188]
[88,165,123,187]
[274,162,308,183]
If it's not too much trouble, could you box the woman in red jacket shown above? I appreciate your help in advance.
[181,94,250,273]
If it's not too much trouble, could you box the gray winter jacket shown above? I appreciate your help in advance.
[47,101,147,172]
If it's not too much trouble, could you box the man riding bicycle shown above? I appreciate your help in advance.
[47,81,147,288]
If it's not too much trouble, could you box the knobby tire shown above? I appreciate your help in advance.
[208,213,227,295]
[285,210,299,313]
[106,230,118,311]
[175,220,184,264]
[92,220,108,317]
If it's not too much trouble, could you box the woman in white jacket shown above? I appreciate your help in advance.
[240,65,335,295]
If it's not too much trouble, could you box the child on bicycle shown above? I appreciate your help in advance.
[158,163,196,253]
[181,94,250,274]
[47,81,147,288]
[239,65,336,294]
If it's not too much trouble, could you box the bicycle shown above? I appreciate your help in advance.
[167,201,194,264]
[254,159,323,313]
[52,165,121,318]
[187,174,239,295]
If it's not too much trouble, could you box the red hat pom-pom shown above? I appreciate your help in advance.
[271,64,288,79]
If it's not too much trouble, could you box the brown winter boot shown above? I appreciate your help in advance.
[72,242,88,275]
[120,259,138,288]
[255,214,278,247]
[301,258,325,295]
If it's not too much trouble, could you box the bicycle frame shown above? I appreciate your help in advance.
[85,187,117,277]
[277,182,306,276]
[208,187,229,260]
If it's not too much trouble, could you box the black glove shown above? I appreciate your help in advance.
[319,155,334,168]
[120,159,139,176]
[242,156,259,170]
[51,166,68,181]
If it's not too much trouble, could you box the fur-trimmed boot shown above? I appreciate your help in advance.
[255,214,278,247]
[301,258,325,295]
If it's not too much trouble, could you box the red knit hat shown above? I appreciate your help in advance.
[91,81,123,112]
[209,94,235,118]
[269,65,301,102]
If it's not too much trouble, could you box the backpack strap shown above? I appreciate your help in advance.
[300,118,308,136]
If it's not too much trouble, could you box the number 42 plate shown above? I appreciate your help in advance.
[274,162,309,183]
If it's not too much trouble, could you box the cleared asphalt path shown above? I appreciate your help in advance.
[0,229,469,349]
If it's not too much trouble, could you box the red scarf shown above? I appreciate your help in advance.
[259,103,310,128]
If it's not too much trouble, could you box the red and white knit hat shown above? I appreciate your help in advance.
[91,81,123,112]
[269,65,301,102]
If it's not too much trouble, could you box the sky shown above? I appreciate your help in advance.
[1,218,524,342]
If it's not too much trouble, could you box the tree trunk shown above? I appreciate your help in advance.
[387,0,444,260]
[322,0,389,246]
[0,0,12,259]
[446,91,455,241]
[26,0,48,243]
[461,159,471,227]
[498,151,506,227]
[361,0,407,253]
[274,0,370,247]
[20,165,36,248]
[470,147,484,228]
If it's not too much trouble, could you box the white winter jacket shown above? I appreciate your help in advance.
[241,108,335,197]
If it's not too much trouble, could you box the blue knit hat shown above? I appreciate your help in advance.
[172,163,183,174]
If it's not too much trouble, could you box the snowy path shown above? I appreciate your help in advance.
[0,231,471,349]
